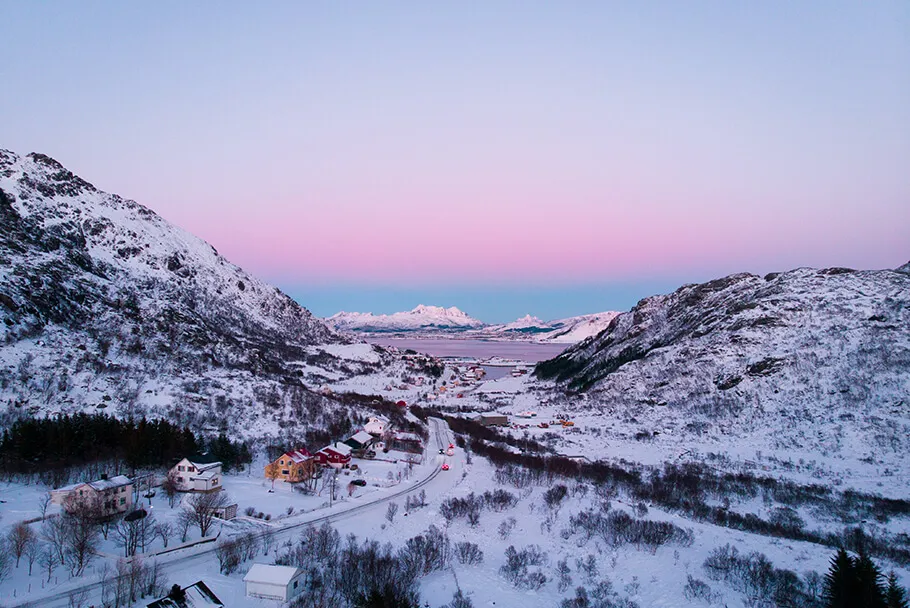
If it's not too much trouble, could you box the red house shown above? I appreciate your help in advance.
[314,442,352,468]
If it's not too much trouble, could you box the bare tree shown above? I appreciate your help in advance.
[8,521,37,567]
[39,544,58,583]
[188,491,230,538]
[42,515,68,565]
[215,538,241,574]
[162,469,180,508]
[386,502,399,524]
[261,526,277,555]
[154,521,175,548]
[38,491,53,519]
[176,509,194,543]
[25,535,40,575]
[265,462,281,491]
[137,511,156,554]
[113,517,141,557]
[0,539,10,586]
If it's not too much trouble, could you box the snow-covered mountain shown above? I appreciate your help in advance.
[0,150,402,439]
[326,307,620,343]
[327,305,484,332]
[485,311,621,343]
[535,266,910,468]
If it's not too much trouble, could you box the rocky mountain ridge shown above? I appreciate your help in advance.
[0,150,398,441]
[535,266,910,470]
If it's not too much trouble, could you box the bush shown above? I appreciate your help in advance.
[454,542,484,565]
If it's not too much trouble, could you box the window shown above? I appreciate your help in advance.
[120,498,125,505]
[282,469,289,475]
[188,466,195,472]
[280,460,285,465]
[293,581,298,589]
[212,478,219,485]
[178,465,185,471]
[177,476,184,482]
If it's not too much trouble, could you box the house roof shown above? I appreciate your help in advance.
[146,580,224,608]
[55,475,132,493]
[192,469,219,480]
[348,431,374,445]
[282,449,312,463]
[321,442,351,456]
[243,563,302,586]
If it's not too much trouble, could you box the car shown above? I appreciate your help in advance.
[439,448,445,454]
[448,443,454,449]
[441,463,450,471]
[350,479,367,486]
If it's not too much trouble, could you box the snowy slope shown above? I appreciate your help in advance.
[327,305,484,332]
[535,266,910,474]
[0,149,408,438]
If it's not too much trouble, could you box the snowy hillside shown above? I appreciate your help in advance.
[534,266,910,481]
[327,305,484,332]
[496,312,619,344]
[0,150,412,439]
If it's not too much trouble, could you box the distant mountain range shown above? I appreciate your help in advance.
[326,306,620,343]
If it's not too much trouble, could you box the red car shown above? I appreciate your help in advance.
[441,463,450,471]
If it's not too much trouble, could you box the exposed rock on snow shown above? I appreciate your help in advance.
[536,267,910,465]
[0,149,394,438]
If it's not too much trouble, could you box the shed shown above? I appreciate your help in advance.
[146,581,224,607]
[243,563,305,601]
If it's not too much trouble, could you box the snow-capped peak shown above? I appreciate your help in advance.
[326,305,484,332]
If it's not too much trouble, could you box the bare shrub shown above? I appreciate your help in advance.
[454,541,484,565]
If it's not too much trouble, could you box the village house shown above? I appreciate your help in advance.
[314,442,352,468]
[243,564,305,602]
[146,580,224,608]
[170,456,223,492]
[51,474,134,515]
[266,449,316,483]
[364,415,389,436]
[344,430,375,453]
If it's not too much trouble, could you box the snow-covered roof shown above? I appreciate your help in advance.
[243,563,302,586]
[349,430,373,445]
[321,442,351,456]
[55,475,132,493]
[190,460,222,472]
[193,469,219,480]
[283,449,312,463]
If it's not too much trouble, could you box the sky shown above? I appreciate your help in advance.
[2,2,908,322]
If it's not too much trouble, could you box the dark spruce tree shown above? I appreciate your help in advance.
[886,572,909,608]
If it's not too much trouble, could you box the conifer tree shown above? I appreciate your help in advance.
[886,572,909,608]
[854,552,886,608]
[823,548,857,608]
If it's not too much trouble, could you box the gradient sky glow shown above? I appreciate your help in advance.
[2,2,908,321]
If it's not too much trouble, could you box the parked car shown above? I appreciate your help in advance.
[351,479,367,486]
[441,463,450,471]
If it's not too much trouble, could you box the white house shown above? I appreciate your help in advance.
[51,474,134,515]
[364,416,389,436]
[170,457,222,492]
[243,563,305,601]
